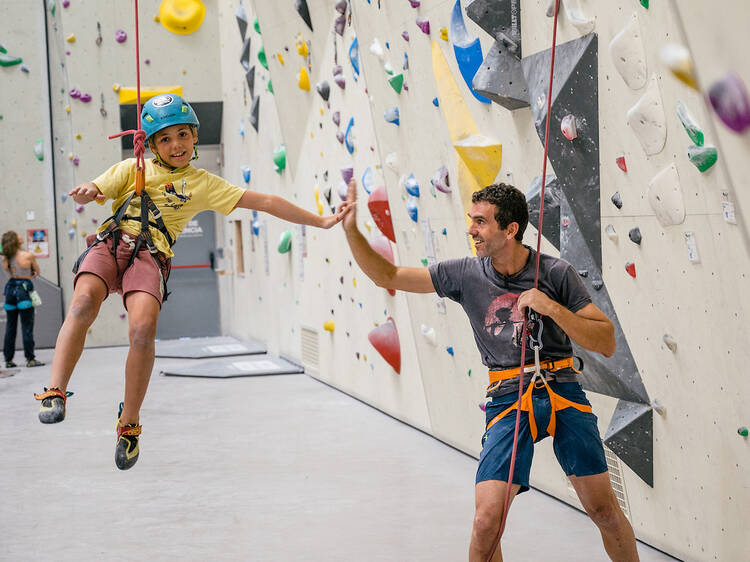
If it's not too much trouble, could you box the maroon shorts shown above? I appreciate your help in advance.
[74,232,171,308]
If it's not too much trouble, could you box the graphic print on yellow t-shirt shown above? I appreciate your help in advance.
[92,158,244,257]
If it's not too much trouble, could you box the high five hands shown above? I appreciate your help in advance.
[69,182,106,205]
[320,195,355,229]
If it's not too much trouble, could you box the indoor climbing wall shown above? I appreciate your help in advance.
[217,1,750,560]
[20,0,224,346]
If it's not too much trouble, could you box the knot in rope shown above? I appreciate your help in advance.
[108,128,147,171]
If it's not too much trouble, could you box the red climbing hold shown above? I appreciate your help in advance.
[368,318,401,373]
[368,186,396,243]
[616,156,627,173]
[370,235,396,296]
[625,262,636,278]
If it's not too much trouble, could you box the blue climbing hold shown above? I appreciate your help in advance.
[432,97,439,107]
[406,196,418,222]
[349,37,360,79]
[404,173,420,197]
[241,165,251,183]
[344,117,355,154]
[384,106,399,125]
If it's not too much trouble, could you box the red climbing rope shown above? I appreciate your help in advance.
[486,1,562,560]
[107,0,146,195]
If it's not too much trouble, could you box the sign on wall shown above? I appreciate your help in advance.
[27,228,49,258]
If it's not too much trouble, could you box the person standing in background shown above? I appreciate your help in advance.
[2,231,45,368]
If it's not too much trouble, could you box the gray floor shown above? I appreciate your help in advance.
[0,347,676,562]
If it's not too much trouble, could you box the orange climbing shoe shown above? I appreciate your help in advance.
[35,387,69,424]
[115,402,142,471]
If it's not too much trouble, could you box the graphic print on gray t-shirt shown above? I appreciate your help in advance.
[428,246,591,397]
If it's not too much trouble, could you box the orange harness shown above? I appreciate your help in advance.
[485,355,591,440]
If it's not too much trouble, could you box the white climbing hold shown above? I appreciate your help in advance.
[627,75,667,156]
[605,224,618,243]
[337,181,348,201]
[563,0,595,34]
[662,334,677,352]
[420,324,437,346]
[609,13,647,90]
[561,114,578,140]
[648,164,685,227]
[651,399,667,416]
[369,38,384,60]
[385,152,399,171]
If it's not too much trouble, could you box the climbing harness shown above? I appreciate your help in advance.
[486,1,564,559]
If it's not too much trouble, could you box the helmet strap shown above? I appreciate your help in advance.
[191,146,199,161]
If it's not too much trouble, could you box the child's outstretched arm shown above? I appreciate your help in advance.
[69,182,106,205]
[234,190,353,229]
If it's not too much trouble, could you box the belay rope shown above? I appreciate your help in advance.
[486,1,563,560]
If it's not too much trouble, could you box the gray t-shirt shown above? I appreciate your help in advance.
[428,246,591,397]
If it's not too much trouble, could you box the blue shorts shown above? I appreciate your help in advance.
[476,381,608,494]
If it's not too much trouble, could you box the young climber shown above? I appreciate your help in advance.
[2,231,45,368]
[35,94,352,470]
[341,180,639,561]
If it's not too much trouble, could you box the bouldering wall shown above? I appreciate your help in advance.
[217,1,750,560]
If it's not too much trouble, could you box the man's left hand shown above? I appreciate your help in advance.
[517,288,559,317]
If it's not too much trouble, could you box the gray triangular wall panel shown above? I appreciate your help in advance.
[604,401,654,486]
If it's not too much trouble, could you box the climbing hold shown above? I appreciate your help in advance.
[383,61,394,76]
[662,334,677,352]
[406,197,418,222]
[625,262,636,278]
[62,0,70,7]
[33,140,44,161]
[432,97,439,107]
[267,80,273,93]
[651,400,666,416]
[611,192,622,209]
[368,318,401,373]
[323,320,335,332]
[446,346,454,356]
[235,4,248,39]
[453,135,502,186]
[420,258,428,266]
[332,111,341,127]
[69,88,81,99]
[115,29,127,43]
[333,65,346,89]
[276,52,285,66]
[608,12,647,90]
[560,114,578,140]
[639,0,648,8]
[605,224,618,243]
[273,145,287,173]
[384,106,400,125]
[362,167,375,194]
[389,73,404,94]
[616,156,627,172]
[249,95,260,131]
[403,53,409,71]
[562,0,595,33]
[628,227,642,245]
[253,17,260,34]
[244,65,256,97]
[316,80,330,101]
[294,0,313,31]
[402,31,410,42]
[450,0,490,104]
[440,26,449,41]
[159,0,206,35]
[344,117,355,154]
[404,174,420,197]
[431,165,451,193]
[112,83,121,92]
[341,166,354,185]
[676,101,704,146]
[241,165,251,184]
[72,156,80,166]
[336,131,345,144]
[627,75,667,155]
[577,269,588,278]
[416,17,430,35]
[738,427,749,437]
[258,45,268,69]
[79,93,92,103]
[441,228,447,235]
[369,38,384,60]
[385,152,399,171]
[67,228,75,239]
[334,13,346,36]
[75,205,85,214]
[707,72,750,134]
[296,36,309,58]
[298,66,310,91]
[335,0,347,13]
[687,145,718,173]
[278,230,292,253]
[408,0,420,7]
[350,38,360,78]
[0,52,22,67]
[648,164,685,227]
[420,324,437,345]
[368,186,396,242]
[66,33,76,43]
[240,38,251,71]
[659,43,697,90]
[592,279,604,291]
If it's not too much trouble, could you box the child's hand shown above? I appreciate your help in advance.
[69,182,105,205]
[340,178,358,232]
[320,198,354,229]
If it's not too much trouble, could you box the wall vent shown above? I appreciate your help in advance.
[604,445,632,520]
[300,326,319,372]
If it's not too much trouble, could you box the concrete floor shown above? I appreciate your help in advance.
[0,346,677,562]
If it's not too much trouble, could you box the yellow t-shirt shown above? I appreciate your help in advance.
[93,158,245,257]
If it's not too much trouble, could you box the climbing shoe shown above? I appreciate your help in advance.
[6,361,17,368]
[34,387,68,424]
[115,402,141,470]
[26,359,45,368]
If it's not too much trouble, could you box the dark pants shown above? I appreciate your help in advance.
[4,307,35,362]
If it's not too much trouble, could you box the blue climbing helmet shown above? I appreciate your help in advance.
[141,94,199,140]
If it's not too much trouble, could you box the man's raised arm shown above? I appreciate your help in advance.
[341,179,435,294]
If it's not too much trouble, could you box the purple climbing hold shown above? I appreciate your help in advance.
[402,31,410,42]
[79,93,92,103]
[63,0,70,7]
[336,131,345,144]
[707,72,750,134]
[332,110,341,127]
[335,0,347,14]
[341,166,354,184]
[334,14,346,36]
[333,65,345,89]
[430,165,451,193]
[69,88,81,99]
[408,0,421,7]
[72,156,80,166]
[416,17,430,35]
[115,29,127,43]
[76,204,84,213]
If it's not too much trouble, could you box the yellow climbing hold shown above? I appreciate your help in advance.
[118,85,182,104]
[158,0,206,35]
[439,27,448,41]
[296,35,309,57]
[298,66,310,91]
[352,278,357,287]
[65,105,71,113]
[323,320,335,332]
[112,83,121,92]
[277,52,285,66]
[660,43,698,90]
[75,134,82,139]
[66,33,76,43]
[453,135,502,186]
[154,14,161,23]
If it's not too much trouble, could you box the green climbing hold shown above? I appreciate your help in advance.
[258,46,268,70]
[253,17,260,34]
[49,0,56,16]
[273,145,286,173]
[687,145,717,172]
[468,369,472,377]
[676,101,704,146]
[0,53,23,67]
[278,229,292,253]
[389,73,404,94]
[639,0,648,8]
[0,43,6,54]
[738,426,749,437]
[420,258,428,266]
[267,79,274,94]
[34,140,44,161]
